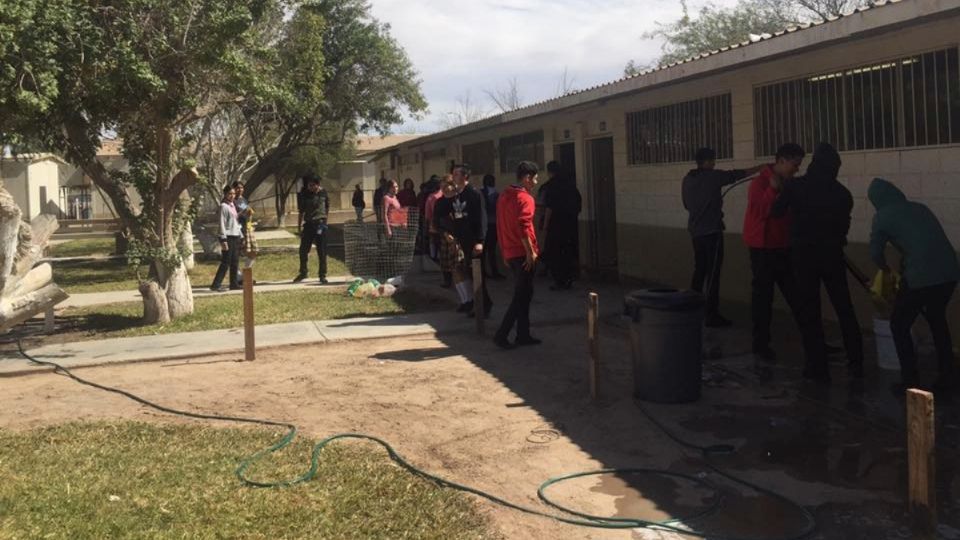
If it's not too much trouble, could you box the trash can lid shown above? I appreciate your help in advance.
[624,288,705,317]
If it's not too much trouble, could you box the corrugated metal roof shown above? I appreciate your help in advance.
[410,0,910,145]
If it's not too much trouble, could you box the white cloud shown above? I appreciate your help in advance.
[368,0,739,132]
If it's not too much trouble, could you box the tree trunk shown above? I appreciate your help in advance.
[6,263,53,299]
[0,283,69,332]
[139,280,171,325]
[0,188,22,295]
[164,262,194,319]
[180,227,195,270]
[13,214,58,279]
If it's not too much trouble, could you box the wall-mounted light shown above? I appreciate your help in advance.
[563,129,571,139]
[599,121,607,132]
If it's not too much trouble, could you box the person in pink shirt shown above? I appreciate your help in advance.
[383,179,407,238]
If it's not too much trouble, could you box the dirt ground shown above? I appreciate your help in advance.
[2,323,958,539]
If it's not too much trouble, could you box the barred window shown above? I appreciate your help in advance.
[462,141,496,178]
[498,131,544,173]
[626,94,732,165]
[754,47,960,156]
[422,148,446,160]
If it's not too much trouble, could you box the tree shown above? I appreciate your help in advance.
[438,91,488,129]
[484,77,524,113]
[554,67,578,97]
[239,0,427,197]
[0,0,294,323]
[628,0,872,68]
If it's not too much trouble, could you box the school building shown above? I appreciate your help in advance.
[376,0,960,328]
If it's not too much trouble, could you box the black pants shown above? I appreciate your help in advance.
[892,281,957,384]
[462,240,492,306]
[299,222,328,278]
[212,236,240,289]
[792,246,864,374]
[691,233,723,318]
[483,225,501,277]
[750,248,798,352]
[496,258,535,340]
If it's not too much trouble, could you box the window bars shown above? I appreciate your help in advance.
[754,47,960,156]
[626,93,733,165]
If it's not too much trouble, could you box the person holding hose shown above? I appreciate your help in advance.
[772,142,863,382]
[682,148,764,327]
[869,178,960,394]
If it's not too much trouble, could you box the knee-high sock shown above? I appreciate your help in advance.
[462,279,475,302]
[454,282,468,304]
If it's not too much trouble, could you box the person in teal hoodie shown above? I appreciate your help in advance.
[869,178,960,392]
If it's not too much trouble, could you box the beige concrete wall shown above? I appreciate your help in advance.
[1,161,29,216]
[29,160,61,218]
[386,13,960,328]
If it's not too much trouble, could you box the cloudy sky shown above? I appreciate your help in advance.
[367,0,739,133]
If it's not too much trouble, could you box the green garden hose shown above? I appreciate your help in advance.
[17,341,815,539]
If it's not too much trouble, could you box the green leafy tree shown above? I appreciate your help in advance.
[239,0,427,197]
[625,0,872,73]
[0,0,288,323]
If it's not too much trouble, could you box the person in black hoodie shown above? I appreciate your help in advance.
[450,163,492,317]
[772,142,863,382]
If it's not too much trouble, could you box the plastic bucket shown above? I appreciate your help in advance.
[873,317,900,371]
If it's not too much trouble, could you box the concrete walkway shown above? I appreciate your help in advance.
[2,272,628,376]
[60,277,356,309]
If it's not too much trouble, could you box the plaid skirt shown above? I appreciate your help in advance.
[439,234,464,273]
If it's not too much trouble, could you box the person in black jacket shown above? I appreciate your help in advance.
[682,148,764,325]
[772,142,863,382]
[352,184,365,222]
[451,163,492,318]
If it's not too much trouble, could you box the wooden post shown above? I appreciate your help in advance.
[588,292,599,400]
[472,258,484,335]
[43,306,55,333]
[242,267,255,362]
[907,389,936,535]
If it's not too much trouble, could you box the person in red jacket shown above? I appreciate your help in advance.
[494,161,541,349]
[743,143,805,363]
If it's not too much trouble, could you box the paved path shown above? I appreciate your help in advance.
[59,276,356,309]
[1,273,628,377]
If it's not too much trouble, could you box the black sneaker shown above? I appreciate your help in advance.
[704,315,733,328]
[318,277,329,284]
[210,286,227,292]
[293,273,307,283]
[515,336,542,347]
[493,336,515,350]
[457,301,473,313]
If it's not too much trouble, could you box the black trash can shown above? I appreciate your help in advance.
[624,289,704,403]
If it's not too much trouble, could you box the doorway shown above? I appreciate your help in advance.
[587,137,618,270]
[553,142,576,181]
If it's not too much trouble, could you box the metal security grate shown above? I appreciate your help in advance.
[343,212,421,281]
[498,130,544,173]
[754,47,960,156]
[626,93,733,165]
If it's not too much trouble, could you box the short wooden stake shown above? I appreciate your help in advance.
[43,306,55,333]
[472,259,484,335]
[588,292,599,400]
[242,267,256,362]
[907,388,936,535]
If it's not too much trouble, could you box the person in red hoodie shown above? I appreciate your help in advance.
[494,161,541,349]
[743,143,805,363]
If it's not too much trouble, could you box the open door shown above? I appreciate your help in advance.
[587,137,618,270]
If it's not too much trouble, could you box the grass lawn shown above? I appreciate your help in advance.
[47,238,116,258]
[59,288,446,339]
[54,252,350,294]
[0,422,492,539]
